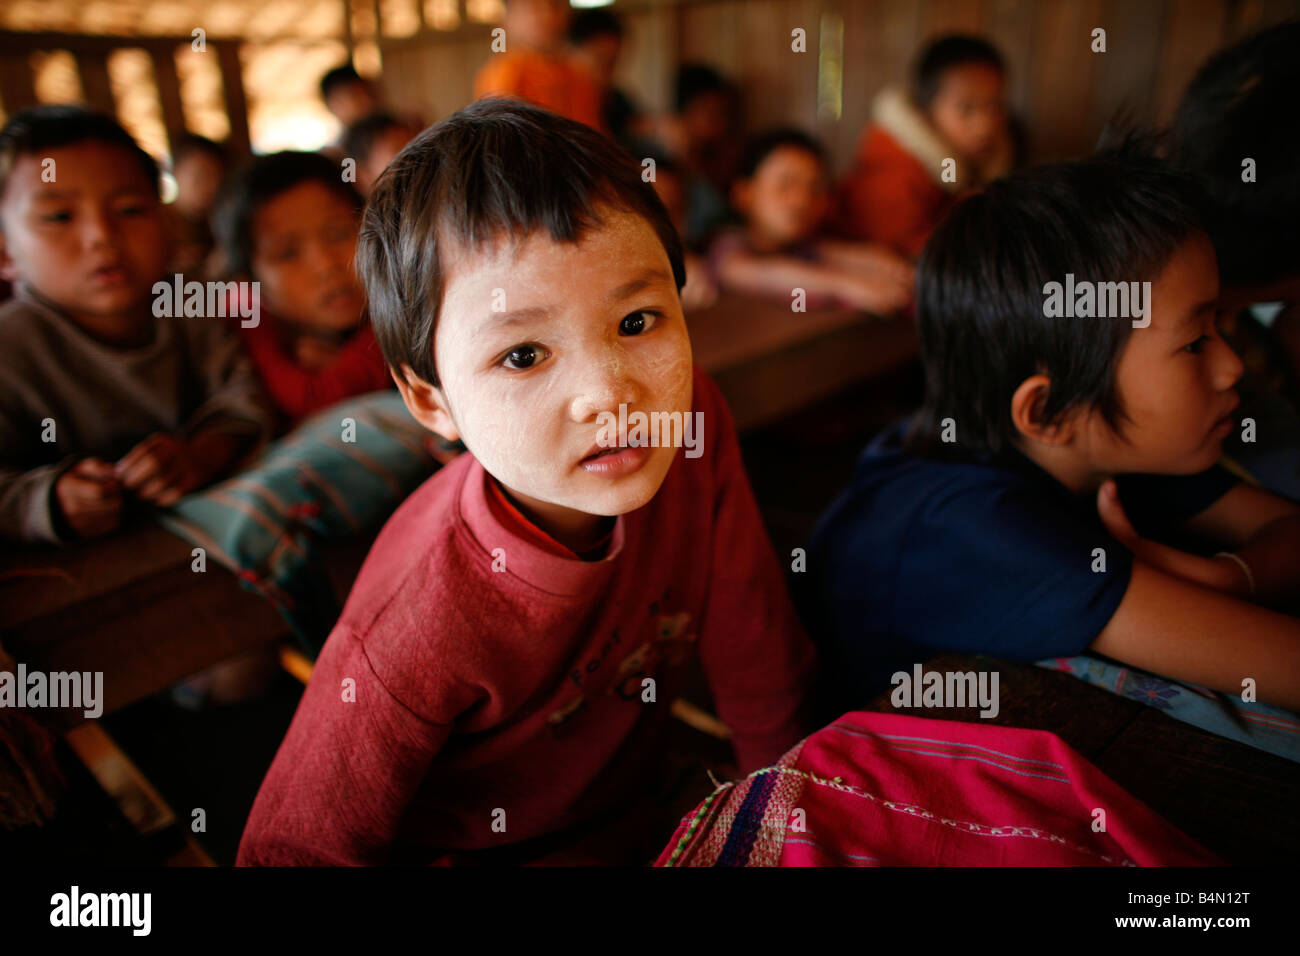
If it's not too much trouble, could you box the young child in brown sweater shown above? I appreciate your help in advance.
[0,106,271,544]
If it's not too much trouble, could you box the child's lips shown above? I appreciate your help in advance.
[89,264,130,287]
[579,442,652,476]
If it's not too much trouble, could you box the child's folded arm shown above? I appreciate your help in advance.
[240,322,390,420]
[180,317,274,444]
[0,460,78,544]
[237,628,455,866]
[1090,561,1300,711]
[1180,482,1300,605]
[693,375,818,773]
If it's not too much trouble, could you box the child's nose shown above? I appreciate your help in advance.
[81,209,115,248]
[1213,336,1245,391]
[568,362,639,423]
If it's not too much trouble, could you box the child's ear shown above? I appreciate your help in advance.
[391,364,460,443]
[1010,373,1075,446]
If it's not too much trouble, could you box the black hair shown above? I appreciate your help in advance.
[342,112,413,164]
[913,34,1005,108]
[738,128,827,179]
[909,152,1205,461]
[170,133,227,169]
[0,104,160,201]
[212,151,363,278]
[675,63,732,114]
[357,98,685,387]
[569,8,623,45]
[1169,20,1300,287]
[320,64,366,102]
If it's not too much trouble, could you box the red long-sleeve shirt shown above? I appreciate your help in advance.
[237,365,817,865]
[238,319,393,423]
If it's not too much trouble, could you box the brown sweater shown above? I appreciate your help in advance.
[0,286,272,544]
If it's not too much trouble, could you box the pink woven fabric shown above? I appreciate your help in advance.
[657,711,1221,867]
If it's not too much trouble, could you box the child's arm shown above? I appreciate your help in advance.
[238,626,452,865]
[240,322,392,420]
[811,238,915,288]
[715,247,910,314]
[1090,561,1300,711]
[694,372,818,772]
[1100,480,1300,605]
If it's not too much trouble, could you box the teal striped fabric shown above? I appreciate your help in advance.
[157,391,439,650]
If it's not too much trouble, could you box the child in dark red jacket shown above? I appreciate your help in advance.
[213,151,392,428]
[236,100,817,866]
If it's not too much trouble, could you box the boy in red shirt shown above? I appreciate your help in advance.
[237,99,817,866]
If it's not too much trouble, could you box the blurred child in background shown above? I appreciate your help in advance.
[474,0,606,134]
[0,106,269,544]
[568,7,643,148]
[165,133,230,276]
[342,112,419,196]
[1171,21,1300,500]
[213,151,391,428]
[836,34,1014,259]
[649,156,718,312]
[710,129,913,314]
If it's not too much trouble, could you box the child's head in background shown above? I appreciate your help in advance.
[320,64,380,128]
[503,0,572,55]
[1170,20,1300,303]
[731,129,830,251]
[0,105,167,344]
[213,151,366,334]
[674,64,736,150]
[912,154,1242,488]
[358,99,690,551]
[913,34,1007,166]
[169,134,227,222]
[568,7,624,89]
[343,113,418,195]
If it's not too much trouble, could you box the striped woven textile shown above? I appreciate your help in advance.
[656,711,1220,866]
[157,391,438,651]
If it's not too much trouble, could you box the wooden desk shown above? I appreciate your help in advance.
[688,294,918,432]
[0,525,368,723]
[867,653,1300,864]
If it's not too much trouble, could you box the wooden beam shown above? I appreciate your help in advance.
[150,45,188,150]
[0,54,38,113]
[78,50,116,116]
[214,40,251,157]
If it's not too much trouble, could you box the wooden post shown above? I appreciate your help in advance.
[0,54,38,113]
[214,41,251,157]
[78,49,116,116]
[150,46,187,153]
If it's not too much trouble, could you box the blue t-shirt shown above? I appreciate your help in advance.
[799,417,1239,712]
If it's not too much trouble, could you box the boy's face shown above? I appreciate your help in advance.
[0,141,167,326]
[173,151,224,219]
[250,180,366,330]
[735,146,828,247]
[927,63,1006,162]
[326,81,378,128]
[359,125,417,194]
[414,207,692,535]
[1077,233,1244,475]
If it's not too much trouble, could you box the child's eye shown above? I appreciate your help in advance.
[501,344,542,370]
[1183,335,1209,354]
[619,310,658,336]
[41,210,72,223]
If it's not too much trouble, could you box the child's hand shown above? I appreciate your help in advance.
[1097,480,1248,597]
[836,272,913,315]
[54,459,124,538]
[115,433,206,508]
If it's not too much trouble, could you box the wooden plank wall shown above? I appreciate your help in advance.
[379,0,1300,173]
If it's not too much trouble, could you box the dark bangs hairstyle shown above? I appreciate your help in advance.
[0,105,160,203]
[212,151,364,278]
[912,34,1005,109]
[908,151,1206,462]
[357,98,686,388]
[737,128,828,180]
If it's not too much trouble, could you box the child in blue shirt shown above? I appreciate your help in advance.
[802,153,1300,715]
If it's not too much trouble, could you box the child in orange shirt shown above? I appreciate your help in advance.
[836,34,1014,259]
[474,0,606,134]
